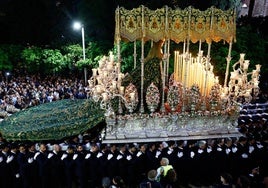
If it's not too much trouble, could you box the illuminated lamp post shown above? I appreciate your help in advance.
[73,21,87,85]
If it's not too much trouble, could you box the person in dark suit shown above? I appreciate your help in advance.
[192,140,208,186]
[161,141,177,167]
[25,141,38,188]
[85,142,99,187]
[17,144,29,188]
[136,143,148,183]
[224,138,233,174]
[47,143,64,188]
[146,142,158,171]
[213,138,228,182]
[126,143,138,188]
[7,143,20,188]
[106,144,119,180]
[183,140,197,186]
[229,137,240,181]
[237,136,250,176]
[96,143,109,185]
[154,142,164,168]
[117,144,128,184]
[62,145,75,188]
[34,143,49,188]
[174,140,187,187]
[73,143,86,188]
[0,143,10,188]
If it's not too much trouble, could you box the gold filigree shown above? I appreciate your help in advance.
[115,6,236,44]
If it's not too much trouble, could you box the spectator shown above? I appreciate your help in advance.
[140,169,163,188]
[156,157,174,185]
[102,177,111,188]
[213,172,234,188]
[110,176,125,188]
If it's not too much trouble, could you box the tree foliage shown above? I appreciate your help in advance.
[0,48,11,70]
[62,44,83,68]
[42,49,65,73]
[21,46,42,73]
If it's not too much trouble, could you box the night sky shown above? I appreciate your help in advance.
[0,0,84,45]
[0,0,213,46]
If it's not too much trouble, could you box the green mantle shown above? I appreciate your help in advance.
[0,99,105,141]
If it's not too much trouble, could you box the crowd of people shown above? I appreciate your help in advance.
[0,72,268,188]
[0,71,89,121]
[0,132,268,188]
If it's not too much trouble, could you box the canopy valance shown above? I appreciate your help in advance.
[115,6,236,43]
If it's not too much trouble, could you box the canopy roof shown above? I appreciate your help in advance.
[115,6,236,43]
[0,99,105,141]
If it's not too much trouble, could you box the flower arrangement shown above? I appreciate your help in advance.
[189,84,201,104]
[209,84,221,100]
[208,83,221,111]
[123,83,139,113]
[146,83,160,112]
[167,84,180,112]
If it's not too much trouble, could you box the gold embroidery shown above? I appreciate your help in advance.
[115,6,236,44]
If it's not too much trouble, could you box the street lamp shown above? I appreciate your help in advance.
[73,21,87,85]
[5,71,10,82]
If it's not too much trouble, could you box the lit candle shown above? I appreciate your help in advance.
[99,60,103,68]
[92,68,97,77]
[109,52,114,62]
[88,80,94,88]
[252,70,258,78]
[240,53,245,61]
[255,64,261,72]
[199,50,203,57]
[243,60,250,71]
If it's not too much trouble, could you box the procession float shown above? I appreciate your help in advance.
[0,5,263,142]
[87,5,262,143]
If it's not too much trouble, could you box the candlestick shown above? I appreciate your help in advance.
[92,68,97,77]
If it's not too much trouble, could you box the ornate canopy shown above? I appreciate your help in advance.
[115,5,236,44]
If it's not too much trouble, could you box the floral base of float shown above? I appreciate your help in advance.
[101,110,242,144]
